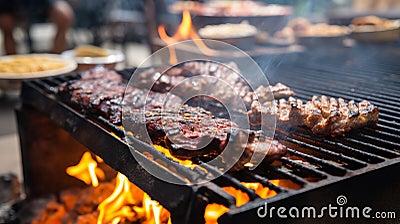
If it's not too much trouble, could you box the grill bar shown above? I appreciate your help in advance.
[291,130,386,163]
[294,63,400,94]
[95,115,125,138]
[376,123,400,135]
[278,133,368,169]
[276,64,400,101]
[364,127,400,142]
[340,137,400,158]
[199,162,259,200]
[264,166,308,186]
[242,172,287,193]
[279,157,328,179]
[285,148,347,176]
[292,87,400,116]
[124,135,205,184]
[200,185,237,208]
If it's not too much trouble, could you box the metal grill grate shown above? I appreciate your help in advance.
[21,46,400,223]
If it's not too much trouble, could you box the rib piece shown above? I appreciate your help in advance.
[248,95,379,137]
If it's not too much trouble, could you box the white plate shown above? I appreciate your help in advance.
[0,54,77,79]
[61,49,125,65]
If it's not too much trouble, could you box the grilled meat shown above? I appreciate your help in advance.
[133,65,186,93]
[58,67,183,124]
[133,61,294,111]
[228,130,287,171]
[58,67,126,124]
[289,96,379,137]
[249,95,379,137]
[58,67,288,170]
[125,105,287,171]
[254,83,295,102]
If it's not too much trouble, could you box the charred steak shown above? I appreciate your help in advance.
[133,61,295,111]
[125,105,287,171]
[58,67,183,124]
[58,67,288,170]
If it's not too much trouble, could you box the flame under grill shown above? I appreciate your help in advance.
[18,46,400,224]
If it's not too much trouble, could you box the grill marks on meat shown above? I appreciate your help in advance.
[178,61,295,104]
[58,66,289,171]
[58,67,125,124]
[229,131,287,171]
[290,96,379,137]
[58,67,183,124]
[254,83,295,103]
[249,95,379,137]
[133,61,294,111]
[126,105,287,171]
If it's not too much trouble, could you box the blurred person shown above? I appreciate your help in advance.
[0,0,74,54]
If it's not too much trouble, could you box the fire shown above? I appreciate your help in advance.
[67,152,171,224]
[66,151,105,187]
[67,153,301,224]
[135,193,171,224]
[97,173,170,224]
[158,10,216,64]
[204,204,229,224]
[204,181,284,223]
[97,173,136,223]
[153,145,196,169]
[242,182,277,199]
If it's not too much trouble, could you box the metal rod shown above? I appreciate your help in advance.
[279,157,328,179]
[285,148,347,176]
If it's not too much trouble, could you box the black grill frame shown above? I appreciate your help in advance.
[17,45,400,223]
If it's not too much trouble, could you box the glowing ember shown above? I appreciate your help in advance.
[158,10,216,64]
[66,151,105,187]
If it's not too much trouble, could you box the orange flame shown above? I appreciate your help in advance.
[153,145,196,169]
[66,152,105,187]
[158,10,216,64]
[204,181,287,223]
[97,172,170,224]
[204,203,229,224]
[97,173,137,224]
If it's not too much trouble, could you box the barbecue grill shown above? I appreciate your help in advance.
[17,44,400,224]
